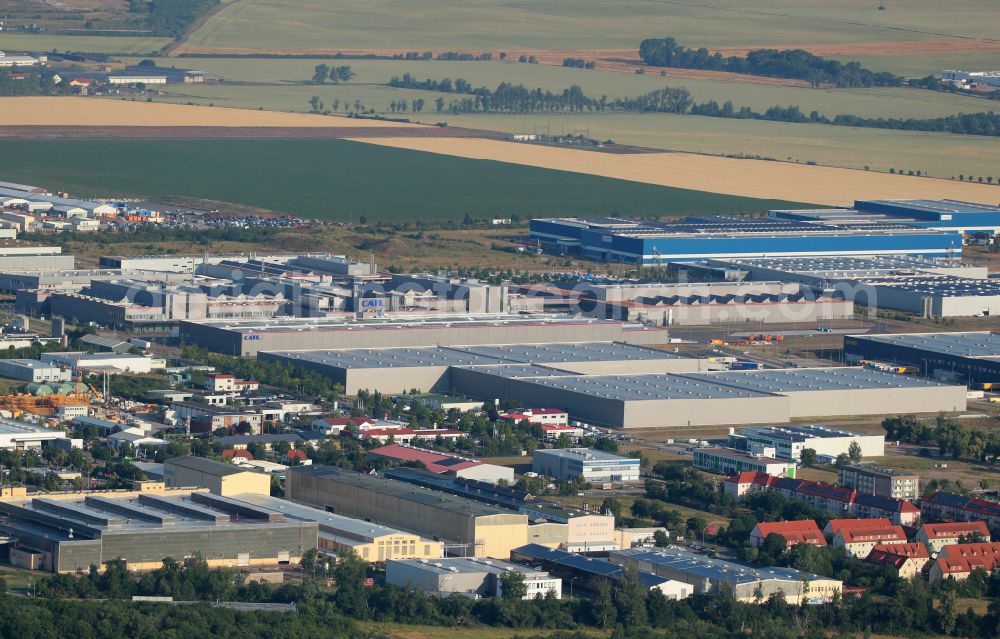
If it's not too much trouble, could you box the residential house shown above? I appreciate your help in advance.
[917,521,991,553]
[865,543,930,579]
[749,520,826,548]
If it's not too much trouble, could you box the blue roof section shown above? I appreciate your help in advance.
[511,543,666,588]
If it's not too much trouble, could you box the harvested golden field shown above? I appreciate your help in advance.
[0,97,418,128]
[350,137,1000,207]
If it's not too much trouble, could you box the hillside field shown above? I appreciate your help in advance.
[0,138,811,221]
[0,33,171,54]
[185,0,1000,61]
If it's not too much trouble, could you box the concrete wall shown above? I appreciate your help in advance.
[621,395,791,429]
[782,386,967,419]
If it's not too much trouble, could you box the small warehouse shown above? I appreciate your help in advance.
[386,557,561,599]
[164,456,271,497]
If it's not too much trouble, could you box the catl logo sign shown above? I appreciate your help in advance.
[360,298,385,308]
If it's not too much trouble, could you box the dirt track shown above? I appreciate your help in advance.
[348,136,1000,207]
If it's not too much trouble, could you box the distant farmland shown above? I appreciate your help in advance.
[0,138,810,221]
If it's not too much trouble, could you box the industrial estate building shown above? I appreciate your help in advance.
[844,332,1000,386]
[530,215,962,265]
[386,557,561,599]
[727,425,885,461]
[714,255,1000,318]
[0,484,317,572]
[609,547,842,603]
[837,464,920,500]
[184,315,666,357]
[0,418,75,451]
[532,448,641,483]
[227,492,444,562]
[381,467,619,552]
[287,465,529,558]
[369,444,515,484]
[509,544,692,599]
[692,448,796,478]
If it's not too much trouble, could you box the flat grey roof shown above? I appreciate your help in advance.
[852,332,1000,358]
[231,492,416,540]
[454,363,579,378]
[263,347,503,370]
[522,373,777,401]
[391,557,545,576]
[737,424,874,442]
[291,465,523,519]
[614,547,829,585]
[186,314,622,334]
[682,367,955,393]
[456,342,686,363]
[165,456,254,477]
[534,448,637,463]
[0,418,63,436]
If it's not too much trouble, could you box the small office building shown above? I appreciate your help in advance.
[693,448,796,478]
[164,456,271,497]
[532,448,640,483]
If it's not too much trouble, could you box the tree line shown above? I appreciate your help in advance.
[385,73,1000,137]
[16,550,1000,639]
[638,37,902,88]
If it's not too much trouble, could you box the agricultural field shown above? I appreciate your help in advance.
[0,138,808,222]
[184,0,1000,59]
[437,112,1000,180]
[138,57,993,120]
[351,136,1000,207]
[0,33,171,54]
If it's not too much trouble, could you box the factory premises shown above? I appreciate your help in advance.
[0,197,997,604]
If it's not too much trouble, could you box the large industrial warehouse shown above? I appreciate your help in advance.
[265,339,966,429]
[714,256,1000,318]
[0,485,317,573]
[180,315,667,356]
[844,332,1000,386]
[530,215,962,265]
[261,342,706,394]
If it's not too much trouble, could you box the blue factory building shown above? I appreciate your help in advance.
[854,199,1000,234]
[530,214,963,265]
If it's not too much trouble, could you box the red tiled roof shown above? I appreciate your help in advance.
[530,409,567,415]
[922,521,990,539]
[221,449,253,460]
[939,541,1000,561]
[753,520,826,546]
[934,555,998,576]
[284,449,308,462]
[369,443,483,474]
[826,518,893,535]
[840,526,907,544]
[870,542,929,559]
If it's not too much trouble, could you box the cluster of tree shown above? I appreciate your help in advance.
[563,58,596,69]
[953,173,997,184]
[882,413,1000,461]
[96,373,171,402]
[436,51,493,61]
[127,0,220,38]
[638,37,902,88]
[179,343,343,401]
[310,64,355,84]
[0,68,67,97]
[388,98,425,113]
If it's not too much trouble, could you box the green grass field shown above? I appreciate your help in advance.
[0,138,811,221]
[0,33,171,55]
[139,57,991,120]
[186,0,1000,55]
